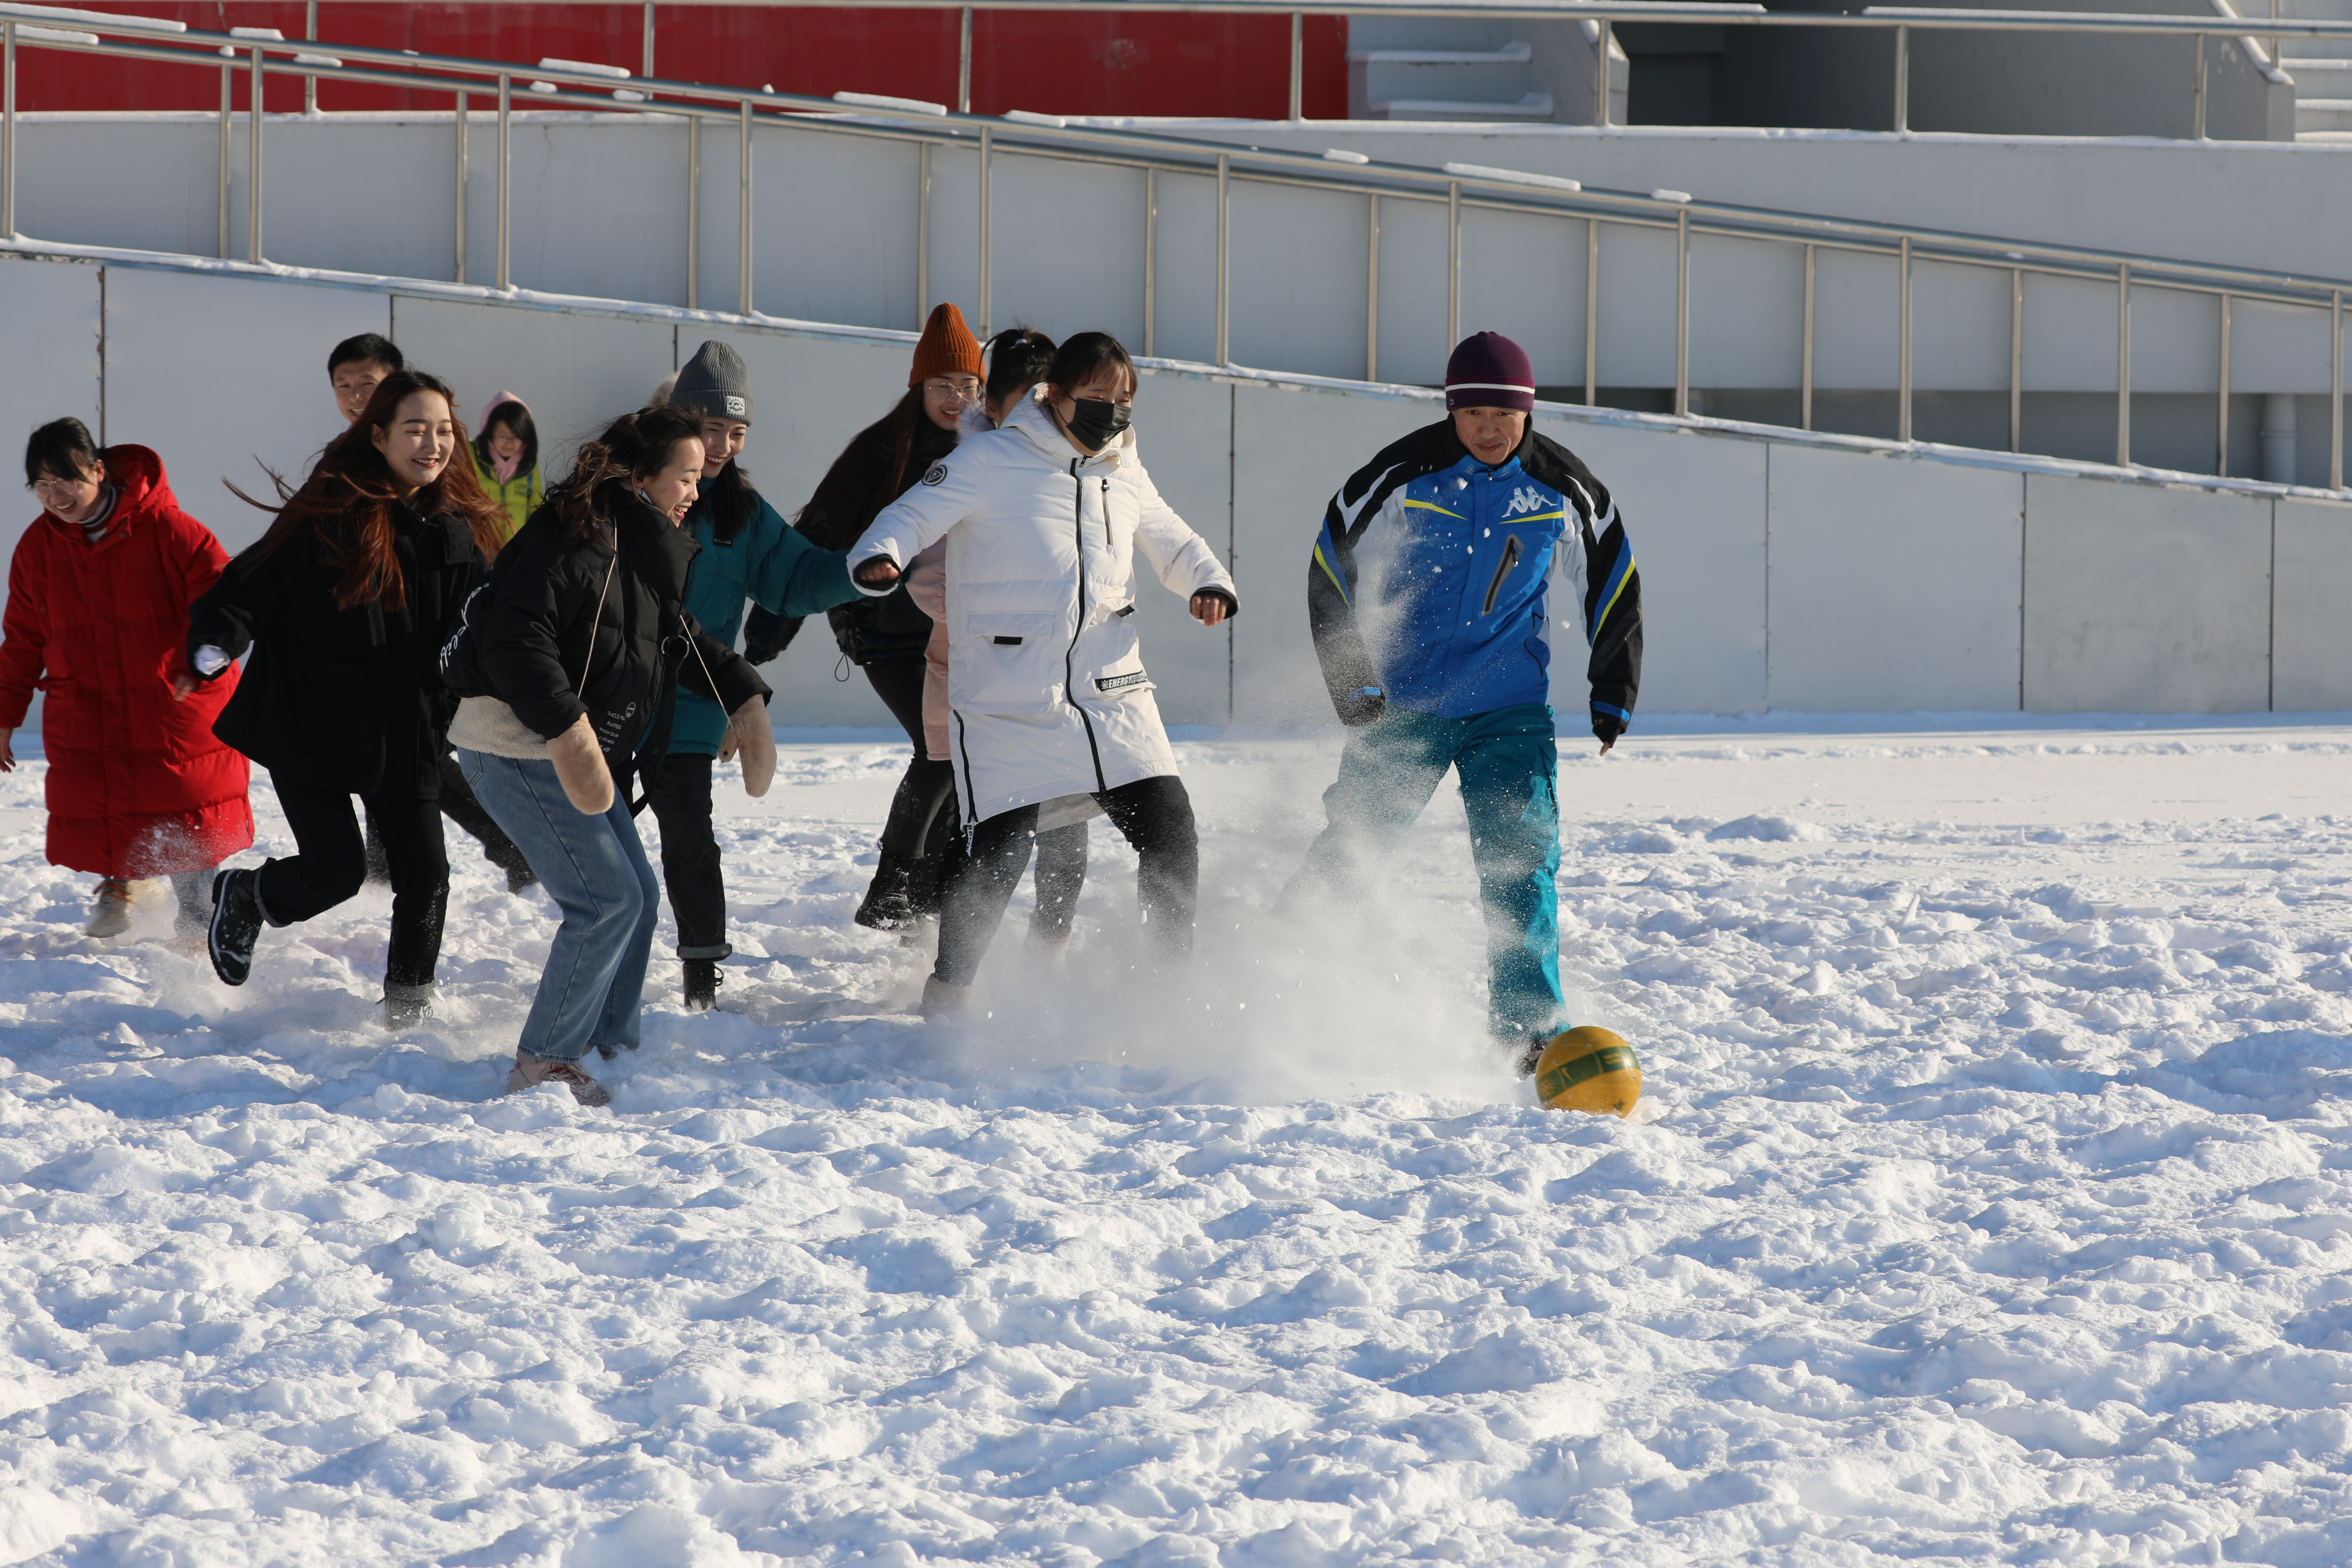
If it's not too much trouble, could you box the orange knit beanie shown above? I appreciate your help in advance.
[909,302,983,386]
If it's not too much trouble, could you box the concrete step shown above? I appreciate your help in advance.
[2294,96,2352,130]
[1367,91,1558,121]
[1348,42,1537,117]
[1346,42,1534,65]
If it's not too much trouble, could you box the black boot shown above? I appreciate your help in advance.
[853,851,922,932]
[208,867,265,987]
[683,958,721,1011]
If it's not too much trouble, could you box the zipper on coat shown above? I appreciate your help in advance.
[1481,534,1522,616]
[1064,461,1107,792]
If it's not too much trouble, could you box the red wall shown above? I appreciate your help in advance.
[26,4,1347,119]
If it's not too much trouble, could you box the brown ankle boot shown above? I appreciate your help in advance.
[505,1051,611,1107]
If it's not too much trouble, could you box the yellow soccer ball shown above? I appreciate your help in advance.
[1533,1026,1642,1118]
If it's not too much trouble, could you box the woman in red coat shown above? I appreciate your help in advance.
[0,419,254,941]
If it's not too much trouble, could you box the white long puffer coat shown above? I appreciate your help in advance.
[848,395,1236,827]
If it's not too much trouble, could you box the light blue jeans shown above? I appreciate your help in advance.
[458,748,659,1064]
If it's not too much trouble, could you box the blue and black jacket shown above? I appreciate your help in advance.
[1307,419,1641,735]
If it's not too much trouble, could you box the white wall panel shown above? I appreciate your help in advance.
[1231,181,1372,383]
[2230,296,2337,396]
[2273,497,2352,712]
[0,258,105,680]
[2129,284,2222,394]
[2023,474,2271,712]
[1125,372,1234,725]
[1689,234,1802,390]
[980,150,1147,348]
[1768,446,2022,709]
[1373,196,1451,388]
[1910,259,2014,393]
[1593,222,1678,388]
[1459,205,1586,391]
[2021,273,2122,394]
[1811,247,1900,391]
[1552,419,1766,714]
[104,267,391,554]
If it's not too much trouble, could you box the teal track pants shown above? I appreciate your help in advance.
[1285,702,1563,1044]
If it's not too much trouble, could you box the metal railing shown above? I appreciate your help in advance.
[0,0,2345,486]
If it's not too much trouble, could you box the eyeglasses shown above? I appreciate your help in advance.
[924,377,982,399]
[28,475,91,499]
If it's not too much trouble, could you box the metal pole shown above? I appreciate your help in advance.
[958,8,973,115]
[1145,167,1159,357]
[248,45,265,263]
[303,0,316,114]
[1583,218,1598,406]
[1366,194,1379,382]
[643,1,656,79]
[685,114,698,308]
[1,23,15,242]
[2333,288,2344,491]
[1893,23,1910,133]
[219,62,231,259]
[978,125,992,338]
[738,99,753,315]
[2010,267,2023,453]
[1801,243,1815,432]
[1594,19,1611,128]
[1446,181,1462,351]
[916,140,931,324]
[453,91,466,284]
[2116,261,2132,466]
[1673,205,1689,417]
[1216,152,1230,365]
[1898,233,1912,442]
[1289,13,1304,121]
[2217,292,2231,475]
[2193,31,2206,140]
[496,74,510,290]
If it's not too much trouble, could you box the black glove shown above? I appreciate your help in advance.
[1592,709,1626,748]
[1338,686,1388,728]
[742,605,802,665]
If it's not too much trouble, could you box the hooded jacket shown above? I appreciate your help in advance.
[667,475,858,757]
[1308,419,1642,732]
[0,446,254,876]
[188,492,488,798]
[469,392,543,544]
[847,396,1237,827]
[440,489,770,776]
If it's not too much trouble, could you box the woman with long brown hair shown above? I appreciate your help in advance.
[181,370,505,1024]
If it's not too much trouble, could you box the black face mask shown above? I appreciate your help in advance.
[1065,397,1133,451]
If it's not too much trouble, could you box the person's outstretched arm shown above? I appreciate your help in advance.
[743,492,859,618]
[1308,448,1416,727]
[845,449,985,592]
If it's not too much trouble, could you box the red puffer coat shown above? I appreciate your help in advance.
[0,446,254,876]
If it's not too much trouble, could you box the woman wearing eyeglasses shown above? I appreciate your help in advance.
[791,303,985,935]
[0,419,255,944]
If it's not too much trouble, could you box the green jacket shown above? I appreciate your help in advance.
[670,479,858,756]
[471,448,543,544]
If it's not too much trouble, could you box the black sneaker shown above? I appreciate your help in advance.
[208,868,264,986]
[853,852,920,932]
[683,958,721,1011]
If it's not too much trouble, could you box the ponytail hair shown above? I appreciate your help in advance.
[546,405,704,540]
[986,326,1056,416]
[236,370,504,611]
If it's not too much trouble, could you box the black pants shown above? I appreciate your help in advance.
[935,775,1195,986]
[264,783,448,994]
[642,752,730,960]
[366,752,532,883]
[863,654,960,861]
[1028,823,1087,940]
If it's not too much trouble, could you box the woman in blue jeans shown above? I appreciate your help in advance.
[442,406,775,1105]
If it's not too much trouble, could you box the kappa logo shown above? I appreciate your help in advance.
[1503,485,1549,518]
[920,462,949,486]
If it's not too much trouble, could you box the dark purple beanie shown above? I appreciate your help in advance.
[1444,331,1536,413]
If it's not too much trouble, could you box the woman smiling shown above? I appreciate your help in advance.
[183,371,505,1022]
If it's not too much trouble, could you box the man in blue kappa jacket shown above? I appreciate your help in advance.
[1284,331,1644,1073]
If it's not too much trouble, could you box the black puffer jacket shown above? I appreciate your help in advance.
[188,503,486,797]
[798,418,958,666]
[441,488,769,770]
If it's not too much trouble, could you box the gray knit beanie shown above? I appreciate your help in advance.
[671,340,753,422]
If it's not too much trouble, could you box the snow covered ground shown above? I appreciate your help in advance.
[7,715,2352,1566]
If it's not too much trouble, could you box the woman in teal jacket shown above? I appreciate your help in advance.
[647,341,860,1008]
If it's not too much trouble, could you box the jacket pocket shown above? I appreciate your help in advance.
[1075,611,1149,701]
[956,611,1065,714]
